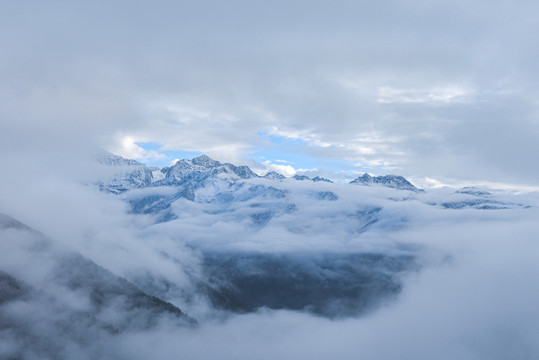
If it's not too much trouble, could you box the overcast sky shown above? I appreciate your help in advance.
[1,0,538,187]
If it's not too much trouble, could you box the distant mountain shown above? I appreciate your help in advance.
[202,251,417,318]
[456,187,491,196]
[0,213,195,332]
[97,151,153,194]
[155,155,258,188]
[97,153,527,229]
[350,173,421,192]
[263,171,286,180]
[312,176,333,183]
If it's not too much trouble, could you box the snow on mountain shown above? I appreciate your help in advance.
[96,151,153,194]
[92,152,531,253]
[96,153,529,233]
[350,173,422,192]
[2,152,536,360]
[96,150,143,167]
[155,155,258,188]
[428,194,526,210]
[312,191,339,201]
[312,176,333,183]
[263,171,286,180]
[455,187,492,196]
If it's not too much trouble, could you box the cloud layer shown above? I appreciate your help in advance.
[2,2,539,358]
[2,0,539,185]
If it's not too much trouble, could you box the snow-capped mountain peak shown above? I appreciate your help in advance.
[154,154,258,188]
[350,173,421,192]
[191,154,222,168]
[96,151,153,194]
[263,171,286,180]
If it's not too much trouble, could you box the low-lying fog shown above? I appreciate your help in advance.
[1,155,539,360]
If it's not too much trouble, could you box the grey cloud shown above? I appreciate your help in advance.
[2,2,539,357]
[2,1,539,184]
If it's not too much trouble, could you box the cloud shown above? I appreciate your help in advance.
[375,84,477,104]
[260,161,297,177]
[36,198,539,360]
[2,145,539,359]
[110,136,167,161]
[2,0,539,186]
[2,1,539,357]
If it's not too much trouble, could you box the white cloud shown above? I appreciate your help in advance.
[110,135,166,161]
[261,161,297,177]
[376,84,476,104]
[2,1,539,357]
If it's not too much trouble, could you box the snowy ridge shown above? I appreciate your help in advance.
[155,155,258,188]
[97,151,153,194]
[97,153,529,232]
[350,173,422,192]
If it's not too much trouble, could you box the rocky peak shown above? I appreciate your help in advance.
[191,154,222,168]
[312,176,333,183]
[350,174,420,192]
[264,171,286,180]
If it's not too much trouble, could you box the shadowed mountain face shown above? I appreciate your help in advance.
[0,213,195,359]
[53,254,196,330]
[201,252,418,318]
[0,214,195,327]
[90,153,530,320]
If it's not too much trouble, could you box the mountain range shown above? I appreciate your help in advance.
[98,152,527,220]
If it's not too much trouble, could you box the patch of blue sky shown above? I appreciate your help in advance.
[135,136,372,175]
[134,142,162,151]
[252,132,365,174]
[255,131,308,146]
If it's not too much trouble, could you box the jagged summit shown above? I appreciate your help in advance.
[312,176,333,183]
[96,150,143,167]
[96,151,153,194]
[351,173,373,182]
[264,171,286,180]
[94,151,528,232]
[350,173,421,192]
[191,154,222,168]
[155,154,258,187]
[97,152,427,193]
[292,175,333,183]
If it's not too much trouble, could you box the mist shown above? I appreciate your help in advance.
[1,150,538,359]
[110,208,539,360]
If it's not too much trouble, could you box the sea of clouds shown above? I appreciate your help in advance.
[1,153,539,360]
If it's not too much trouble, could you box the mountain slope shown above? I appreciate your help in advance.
[0,213,195,341]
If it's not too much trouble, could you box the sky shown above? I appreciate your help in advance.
[1,0,539,187]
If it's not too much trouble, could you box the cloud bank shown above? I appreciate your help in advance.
[2,0,539,186]
[1,0,539,358]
